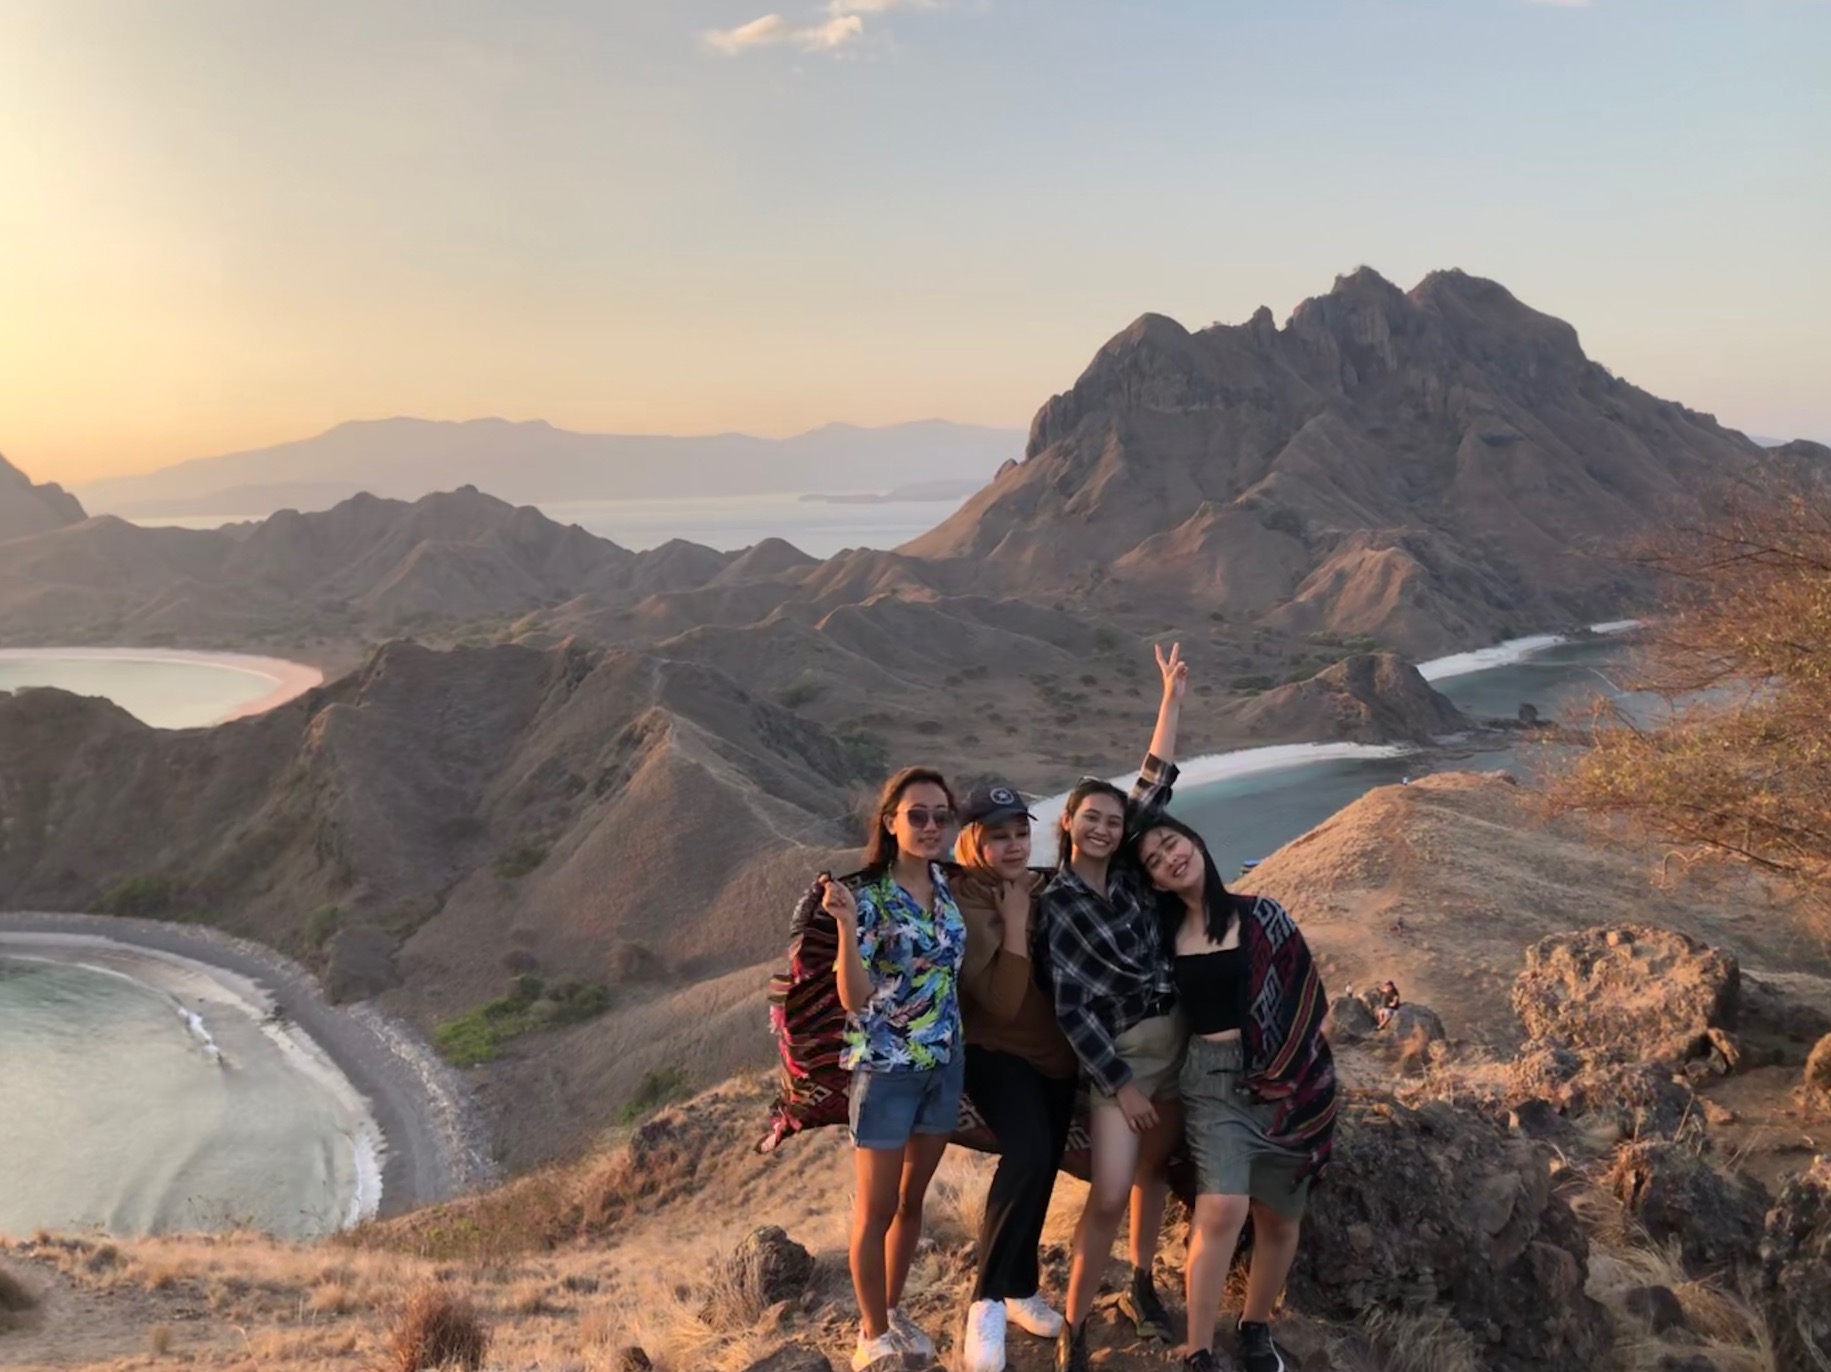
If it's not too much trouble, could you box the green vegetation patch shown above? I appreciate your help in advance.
[305,903,344,950]
[618,1067,690,1124]
[492,841,549,880]
[433,975,611,1067]
[90,875,186,919]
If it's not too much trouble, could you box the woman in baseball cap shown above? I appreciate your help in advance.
[953,779,1078,1372]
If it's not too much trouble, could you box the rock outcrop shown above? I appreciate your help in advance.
[1760,1157,1831,1372]
[1512,924,1740,1070]
[1605,1141,1772,1277]
[1234,653,1473,744]
[1287,1094,1608,1370]
[1803,1033,1831,1108]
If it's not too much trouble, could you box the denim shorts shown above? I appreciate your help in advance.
[848,1052,967,1151]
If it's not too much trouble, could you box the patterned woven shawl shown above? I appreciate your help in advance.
[1236,892,1338,1182]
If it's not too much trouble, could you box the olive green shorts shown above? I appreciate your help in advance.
[1181,1035,1312,1218]
[1093,1012,1187,1105]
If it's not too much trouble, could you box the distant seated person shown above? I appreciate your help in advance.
[1375,980,1401,1029]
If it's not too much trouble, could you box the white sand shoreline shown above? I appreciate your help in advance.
[0,914,496,1228]
[0,647,324,723]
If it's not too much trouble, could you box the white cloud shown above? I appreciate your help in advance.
[801,14,866,49]
[703,0,940,57]
[704,13,792,53]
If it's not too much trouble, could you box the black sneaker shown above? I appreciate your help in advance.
[1117,1269,1172,1342]
[1181,1351,1218,1372]
[1237,1321,1288,1372]
[1055,1322,1089,1372]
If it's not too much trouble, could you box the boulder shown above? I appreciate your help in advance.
[1286,1094,1608,1370]
[1760,1157,1831,1372]
[1381,1002,1446,1046]
[1325,993,1378,1044]
[705,1226,815,1323]
[1512,925,1739,1071]
[1802,1033,1831,1107]
[1606,1141,1771,1278]
[1509,1044,1699,1141]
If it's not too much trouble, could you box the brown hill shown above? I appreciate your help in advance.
[0,638,863,1152]
[1230,652,1473,744]
[905,268,1763,655]
[0,486,737,646]
[0,453,85,541]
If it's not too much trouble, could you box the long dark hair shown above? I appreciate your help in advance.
[1128,813,1238,947]
[1056,778,1130,867]
[863,767,958,878]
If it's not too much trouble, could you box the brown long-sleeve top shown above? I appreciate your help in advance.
[954,867,1079,1080]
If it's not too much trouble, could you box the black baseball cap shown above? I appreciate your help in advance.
[959,781,1035,826]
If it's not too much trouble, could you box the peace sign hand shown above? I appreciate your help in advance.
[1155,642,1188,700]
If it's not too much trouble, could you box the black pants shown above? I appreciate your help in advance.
[963,1045,1077,1302]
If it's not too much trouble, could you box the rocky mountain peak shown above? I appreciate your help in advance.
[0,454,86,539]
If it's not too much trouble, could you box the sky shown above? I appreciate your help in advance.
[1,1,1826,484]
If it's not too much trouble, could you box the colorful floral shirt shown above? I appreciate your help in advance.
[841,864,967,1073]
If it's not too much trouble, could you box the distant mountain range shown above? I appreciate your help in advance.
[74,419,1024,519]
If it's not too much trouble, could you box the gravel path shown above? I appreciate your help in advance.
[0,911,496,1218]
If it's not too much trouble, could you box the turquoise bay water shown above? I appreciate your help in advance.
[1167,637,1640,878]
[0,955,368,1239]
[0,656,282,728]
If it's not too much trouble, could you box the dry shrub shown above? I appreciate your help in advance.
[1548,475,1831,944]
[308,1277,358,1316]
[926,1150,997,1248]
[148,1323,174,1356]
[1327,1307,1483,1372]
[506,1277,553,1316]
[387,1285,490,1372]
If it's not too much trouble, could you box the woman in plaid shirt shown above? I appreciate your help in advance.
[1042,643,1189,1372]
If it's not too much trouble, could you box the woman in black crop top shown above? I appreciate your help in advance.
[1132,814,1329,1372]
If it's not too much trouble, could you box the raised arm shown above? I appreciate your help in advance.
[1131,642,1187,812]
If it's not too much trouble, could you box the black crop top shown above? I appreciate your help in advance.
[1173,946,1250,1036]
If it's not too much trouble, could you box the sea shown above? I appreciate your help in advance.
[0,651,296,728]
[0,626,1639,1240]
[0,942,378,1240]
[133,490,974,561]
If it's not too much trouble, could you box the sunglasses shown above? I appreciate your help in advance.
[898,807,955,831]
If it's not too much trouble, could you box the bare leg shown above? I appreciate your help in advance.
[1127,1098,1182,1270]
[885,1133,951,1310]
[1180,1194,1250,1357]
[850,1147,906,1339]
[1240,1200,1303,1324]
[1065,1107,1142,1329]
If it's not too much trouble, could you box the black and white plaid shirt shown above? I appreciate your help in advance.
[1039,753,1178,1095]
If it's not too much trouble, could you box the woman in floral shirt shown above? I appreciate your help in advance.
[821,766,967,1371]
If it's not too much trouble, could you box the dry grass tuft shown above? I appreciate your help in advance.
[926,1150,996,1249]
[505,1277,554,1316]
[148,1322,174,1356]
[387,1285,491,1372]
[1326,1307,1483,1372]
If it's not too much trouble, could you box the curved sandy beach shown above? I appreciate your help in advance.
[0,912,495,1225]
[0,647,324,723]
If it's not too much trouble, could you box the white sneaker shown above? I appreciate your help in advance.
[963,1298,1007,1372]
[1003,1291,1065,1338]
[852,1329,902,1371]
[888,1306,937,1358]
